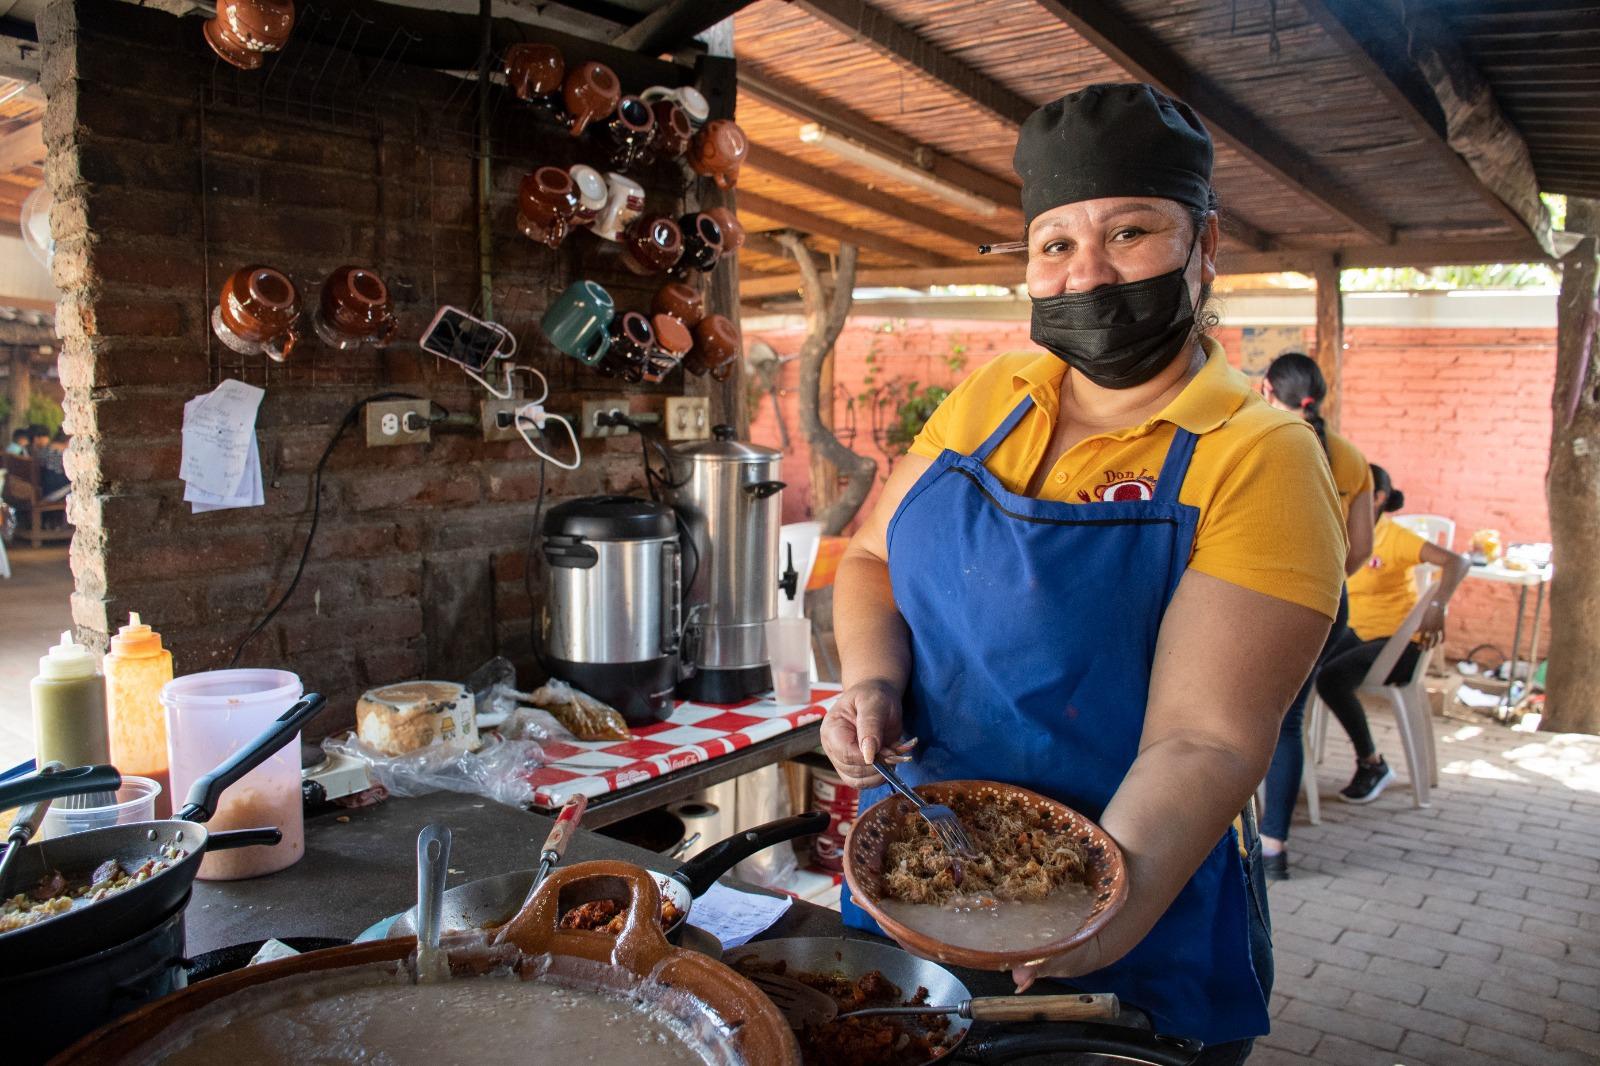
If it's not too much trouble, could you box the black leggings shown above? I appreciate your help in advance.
[1314,630,1422,761]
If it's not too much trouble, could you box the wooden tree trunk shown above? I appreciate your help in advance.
[1543,197,1600,735]
[774,232,875,535]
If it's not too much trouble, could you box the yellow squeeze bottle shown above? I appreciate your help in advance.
[104,613,175,817]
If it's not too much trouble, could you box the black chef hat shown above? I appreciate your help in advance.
[1013,83,1213,227]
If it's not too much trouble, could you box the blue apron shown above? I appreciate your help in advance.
[840,395,1271,1046]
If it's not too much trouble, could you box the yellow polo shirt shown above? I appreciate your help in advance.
[910,339,1347,619]
[1346,515,1429,641]
[1325,430,1373,522]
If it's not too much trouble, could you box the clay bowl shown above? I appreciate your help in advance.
[843,779,1128,971]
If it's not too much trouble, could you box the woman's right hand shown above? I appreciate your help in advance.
[820,678,913,789]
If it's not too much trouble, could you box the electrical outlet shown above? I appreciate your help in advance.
[365,399,431,446]
[581,398,632,438]
[665,396,711,440]
[481,398,525,442]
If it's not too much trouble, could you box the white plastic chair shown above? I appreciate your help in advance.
[1392,513,1455,674]
[1308,575,1449,809]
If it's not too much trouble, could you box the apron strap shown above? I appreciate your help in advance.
[1152,427,1200,504]
[971,396,1035,463]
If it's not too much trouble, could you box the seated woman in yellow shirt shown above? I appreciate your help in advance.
[1317,465,1470,802]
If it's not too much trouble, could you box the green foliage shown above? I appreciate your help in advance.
[1339,263,1558,291]
[0,396,10,426]
[886,381,951,450]
[25,394,64,436]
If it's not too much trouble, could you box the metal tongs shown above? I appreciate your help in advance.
[873,758,980,861]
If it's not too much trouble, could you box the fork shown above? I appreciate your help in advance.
[873,759,980,861]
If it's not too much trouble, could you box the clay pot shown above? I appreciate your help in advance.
[705,206,745,254]
[651,282,705,328]
[648,99,694,161]
[600,95,657,171]
[686,313,739,379]
[644,312,693,383]
[203,0,296,71]
[563,60,620,138]
[516,166,580,248]
[676,212,724,275]
[504,43,564,107]
[313,266,397,350]
[619,213,683,276]
[212,264,302,362]
[688,119,748,190]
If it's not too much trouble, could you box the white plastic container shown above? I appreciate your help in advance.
[765,617,813,705]
[161,669,304,881]
[39,776,161,841]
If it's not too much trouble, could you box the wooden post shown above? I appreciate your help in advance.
[7,348,30,435]
[811,307,840,518]
[1543,198,1600,736]
[1313,256,1344,431]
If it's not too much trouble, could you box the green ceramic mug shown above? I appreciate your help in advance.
[541,280,615,365]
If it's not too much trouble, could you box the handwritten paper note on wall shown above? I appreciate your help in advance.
[180,380,265,513]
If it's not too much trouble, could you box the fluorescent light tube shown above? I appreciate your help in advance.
[798,123,1001,218]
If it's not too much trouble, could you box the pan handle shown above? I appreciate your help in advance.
[0,764,121,813]
[670,810,828,898]
[178,694,327,823]
[205,827,284,852]
[963,1023,1204,1066]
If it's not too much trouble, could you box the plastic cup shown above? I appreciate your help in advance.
[38,776,161,841]
[161,669,304,881]
[765,617,813,705]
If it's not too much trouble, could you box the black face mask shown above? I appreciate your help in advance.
[1029,233,1200,389]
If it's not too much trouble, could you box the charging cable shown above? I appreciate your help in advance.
[509,367,581,470]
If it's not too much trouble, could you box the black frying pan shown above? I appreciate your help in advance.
[0,694,326,972]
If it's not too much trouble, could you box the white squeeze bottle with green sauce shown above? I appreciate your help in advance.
[31,630,110,769]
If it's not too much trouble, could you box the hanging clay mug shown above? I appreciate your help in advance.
[212,264,302,362]
[705,206,745,254]
[516,166,580,249]
[645,311,693,384]
[313,266,398,350]
[686,313,740,379]
[641,85,709,129]
[688,119,748,190]
[563,60,621,138]
[648,99,694,162]
[600,311,655,383]
[504,42,564,110]
[676,212,725,275]
[600,95,658,171]
[619,214,684,276]
[204,0,297,71]
[651,281,705,328]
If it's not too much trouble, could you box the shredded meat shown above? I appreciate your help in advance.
[736,959,953,1066]
[556,896,684,934]
[0,846,182,934]
[881,792,1088,907]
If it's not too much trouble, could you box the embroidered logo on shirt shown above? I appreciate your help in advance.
[1078,468,1157,503]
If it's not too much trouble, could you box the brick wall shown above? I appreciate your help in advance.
[42,1,736,738]
[747,317,1556,662]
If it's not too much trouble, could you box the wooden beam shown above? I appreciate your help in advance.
[0,119,41,176]
[1221,213,1273,252]
[736,190,960,267]
[740,262,1024,299]
[737,63,1024,215]
[0,35,38,83]
[741,232,792,261]
[1034,0,1394,245]
[611,0,761,54]
[1220,237,1551,275]
[1299,0,1532,239]
[745,142,1010,249]
[1313,257,1344,430]
[793,0,1034,126]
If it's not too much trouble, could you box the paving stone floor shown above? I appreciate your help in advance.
[1253,705,1600,1065]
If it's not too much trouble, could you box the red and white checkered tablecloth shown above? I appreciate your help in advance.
[524,684,841,808]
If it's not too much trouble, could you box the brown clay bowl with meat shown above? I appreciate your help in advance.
[844,780,1128,971]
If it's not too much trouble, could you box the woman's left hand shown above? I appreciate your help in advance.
[1009,915,1142,991]
[1417,603,1447,649]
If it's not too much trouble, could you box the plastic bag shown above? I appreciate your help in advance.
[323,730,546,809]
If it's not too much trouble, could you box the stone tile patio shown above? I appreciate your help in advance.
[1252,704,1600,1065]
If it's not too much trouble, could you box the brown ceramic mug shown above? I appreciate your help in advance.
[505,43,564,108]
[705,206,745,254]
[204,0,296,71]
[212,264,302,361]
[516,166,580,248]
[686,313,739,377]
[600,311,655,383]
[619,214,684,276]
[648,99,694,161]
[601,95,656,171]
[676,212,724,275]
[651,281,705,328]
[563,60,620,138]
[688,119,748,190]
[314,266,397,350]
[645,312,694,383]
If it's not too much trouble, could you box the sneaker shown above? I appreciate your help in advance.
[1262,850,1289,882]
[1339,757,1395,804]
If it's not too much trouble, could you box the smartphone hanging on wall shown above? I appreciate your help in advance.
[420,306,517,371]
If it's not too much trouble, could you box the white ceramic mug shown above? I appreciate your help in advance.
[592,171,646,242]
[640,84,709,128]
[568,164,608,227]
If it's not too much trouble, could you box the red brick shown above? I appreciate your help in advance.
[104,533,276,584]
[278,604,424,656]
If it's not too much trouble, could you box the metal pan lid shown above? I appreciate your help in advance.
[674,425,781,463]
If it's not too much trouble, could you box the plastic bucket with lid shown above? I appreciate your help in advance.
[160,669,304,881]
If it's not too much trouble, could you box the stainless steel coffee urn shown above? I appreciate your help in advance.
[672,426,785,703]
[540,496,679,724]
